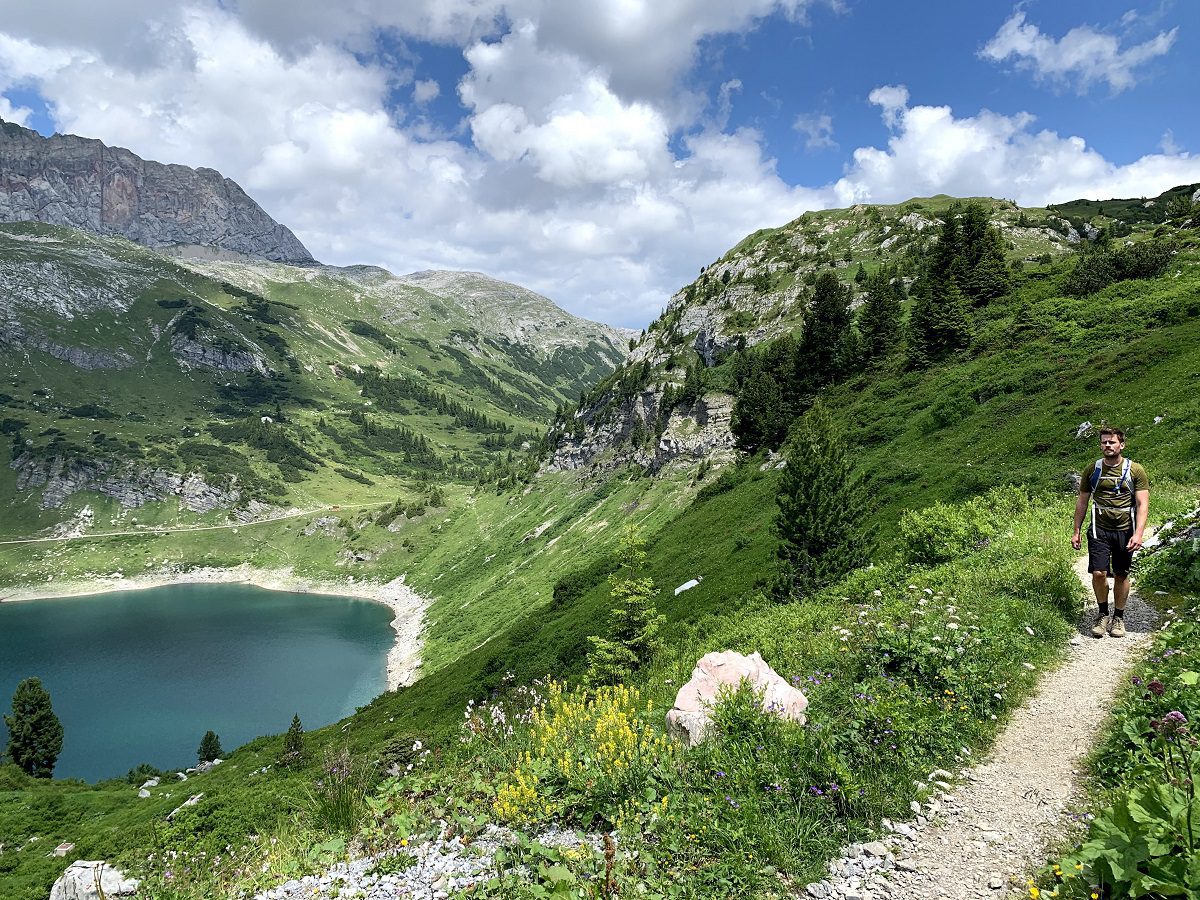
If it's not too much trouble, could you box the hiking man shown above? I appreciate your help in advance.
[1071,426,1149,638]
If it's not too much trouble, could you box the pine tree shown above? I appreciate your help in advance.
[773,401,871,600]
[858,273,904,361]
[279,714,306,767]
[731,365,786,452]
[907,276,971,365]
[197,730,224,763]
[585,526,665,686]
[965,238,1010,304]
[797,272,852,388]
[4,677,63,778]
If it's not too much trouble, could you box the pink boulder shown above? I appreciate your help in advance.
[666,650,807,746]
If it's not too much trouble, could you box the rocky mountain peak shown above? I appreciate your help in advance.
[0,118,314,264]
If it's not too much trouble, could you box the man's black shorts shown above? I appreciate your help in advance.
[1087,526,1135,576]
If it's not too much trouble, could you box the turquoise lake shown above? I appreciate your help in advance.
[0,583,394,782]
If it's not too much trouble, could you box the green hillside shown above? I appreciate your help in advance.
[3,198,1199,898]
[0,223,625,543]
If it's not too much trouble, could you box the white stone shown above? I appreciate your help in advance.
[665,650,807,746]
[50,861,139,900]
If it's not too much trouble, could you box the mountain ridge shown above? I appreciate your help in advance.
[0,118,314,264]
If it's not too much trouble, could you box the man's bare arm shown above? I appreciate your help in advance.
[1072,491,1089,550]
[1129,489,1150,550]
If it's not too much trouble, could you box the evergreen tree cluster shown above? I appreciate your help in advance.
[907,202,1011,365]
[353,368,511,434]
[730,272,864,452]
[343,411,444,470]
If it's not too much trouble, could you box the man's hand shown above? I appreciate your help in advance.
[1127,533,1144,551]
[1071,531,1082,551]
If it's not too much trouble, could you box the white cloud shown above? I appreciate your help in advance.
[866,84,908,128]
[980,11,1177,93]
[413,78,440,104]
[793,111,834,149]
[0,96,32,125]
[832,86,1200,207]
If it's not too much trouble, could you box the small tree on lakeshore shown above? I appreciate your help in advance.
[773,400,871,601]
[585,525,665,686]
[198,730,224,764]
[280,714,306,767]
[5,677,64,778]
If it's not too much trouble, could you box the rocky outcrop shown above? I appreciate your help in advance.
[12,452,242,511]
[666,650,808,747]
[169,334,268,374]
[0,118,313,264]
[0,321,134,369]
[546,389,737,475]
[50,860,138,899]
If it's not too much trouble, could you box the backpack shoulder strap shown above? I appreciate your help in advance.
[1088,459,1103,538]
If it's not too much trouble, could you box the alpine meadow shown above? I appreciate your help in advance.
[2,6,1200,899]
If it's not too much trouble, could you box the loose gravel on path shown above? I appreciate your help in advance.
[806,557,1157,900]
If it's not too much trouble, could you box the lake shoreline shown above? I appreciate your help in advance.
[0,565,429,690]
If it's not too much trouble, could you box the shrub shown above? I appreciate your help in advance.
[1137,513,1200,595]
[492,681,673,827]
[1048,597,1200,897]
[898,486,1029,566]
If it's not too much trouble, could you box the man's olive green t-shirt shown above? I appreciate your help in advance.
[1078,460,1149,531]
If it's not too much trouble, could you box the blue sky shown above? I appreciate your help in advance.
[1,1,1197,327]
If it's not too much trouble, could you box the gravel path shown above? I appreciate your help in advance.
[806,556,1157,900]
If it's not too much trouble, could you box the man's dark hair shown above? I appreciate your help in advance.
[1099,425,1125,441]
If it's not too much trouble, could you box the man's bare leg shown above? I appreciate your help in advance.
[1112,574,1130,612]
[1109,573,1130,637]
[1090,570,1112,637]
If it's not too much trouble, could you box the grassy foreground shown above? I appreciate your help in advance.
[0,491,1101,898]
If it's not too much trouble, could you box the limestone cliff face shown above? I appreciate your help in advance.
[0,119,314,264]
[11,451,245,512]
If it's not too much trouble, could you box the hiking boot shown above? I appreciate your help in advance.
[1091,614,1111,638]
[1109,616,1126,638]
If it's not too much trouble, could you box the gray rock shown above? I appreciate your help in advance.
[0,118,314,264]
[862,842,890,858]
[50,861,138,899]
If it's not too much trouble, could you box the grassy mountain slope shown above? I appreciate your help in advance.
[0,223,626,542]
[4,209,1200,897]
[547,184,1198,476]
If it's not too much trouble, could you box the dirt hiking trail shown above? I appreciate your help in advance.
[808,556,1157,900]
